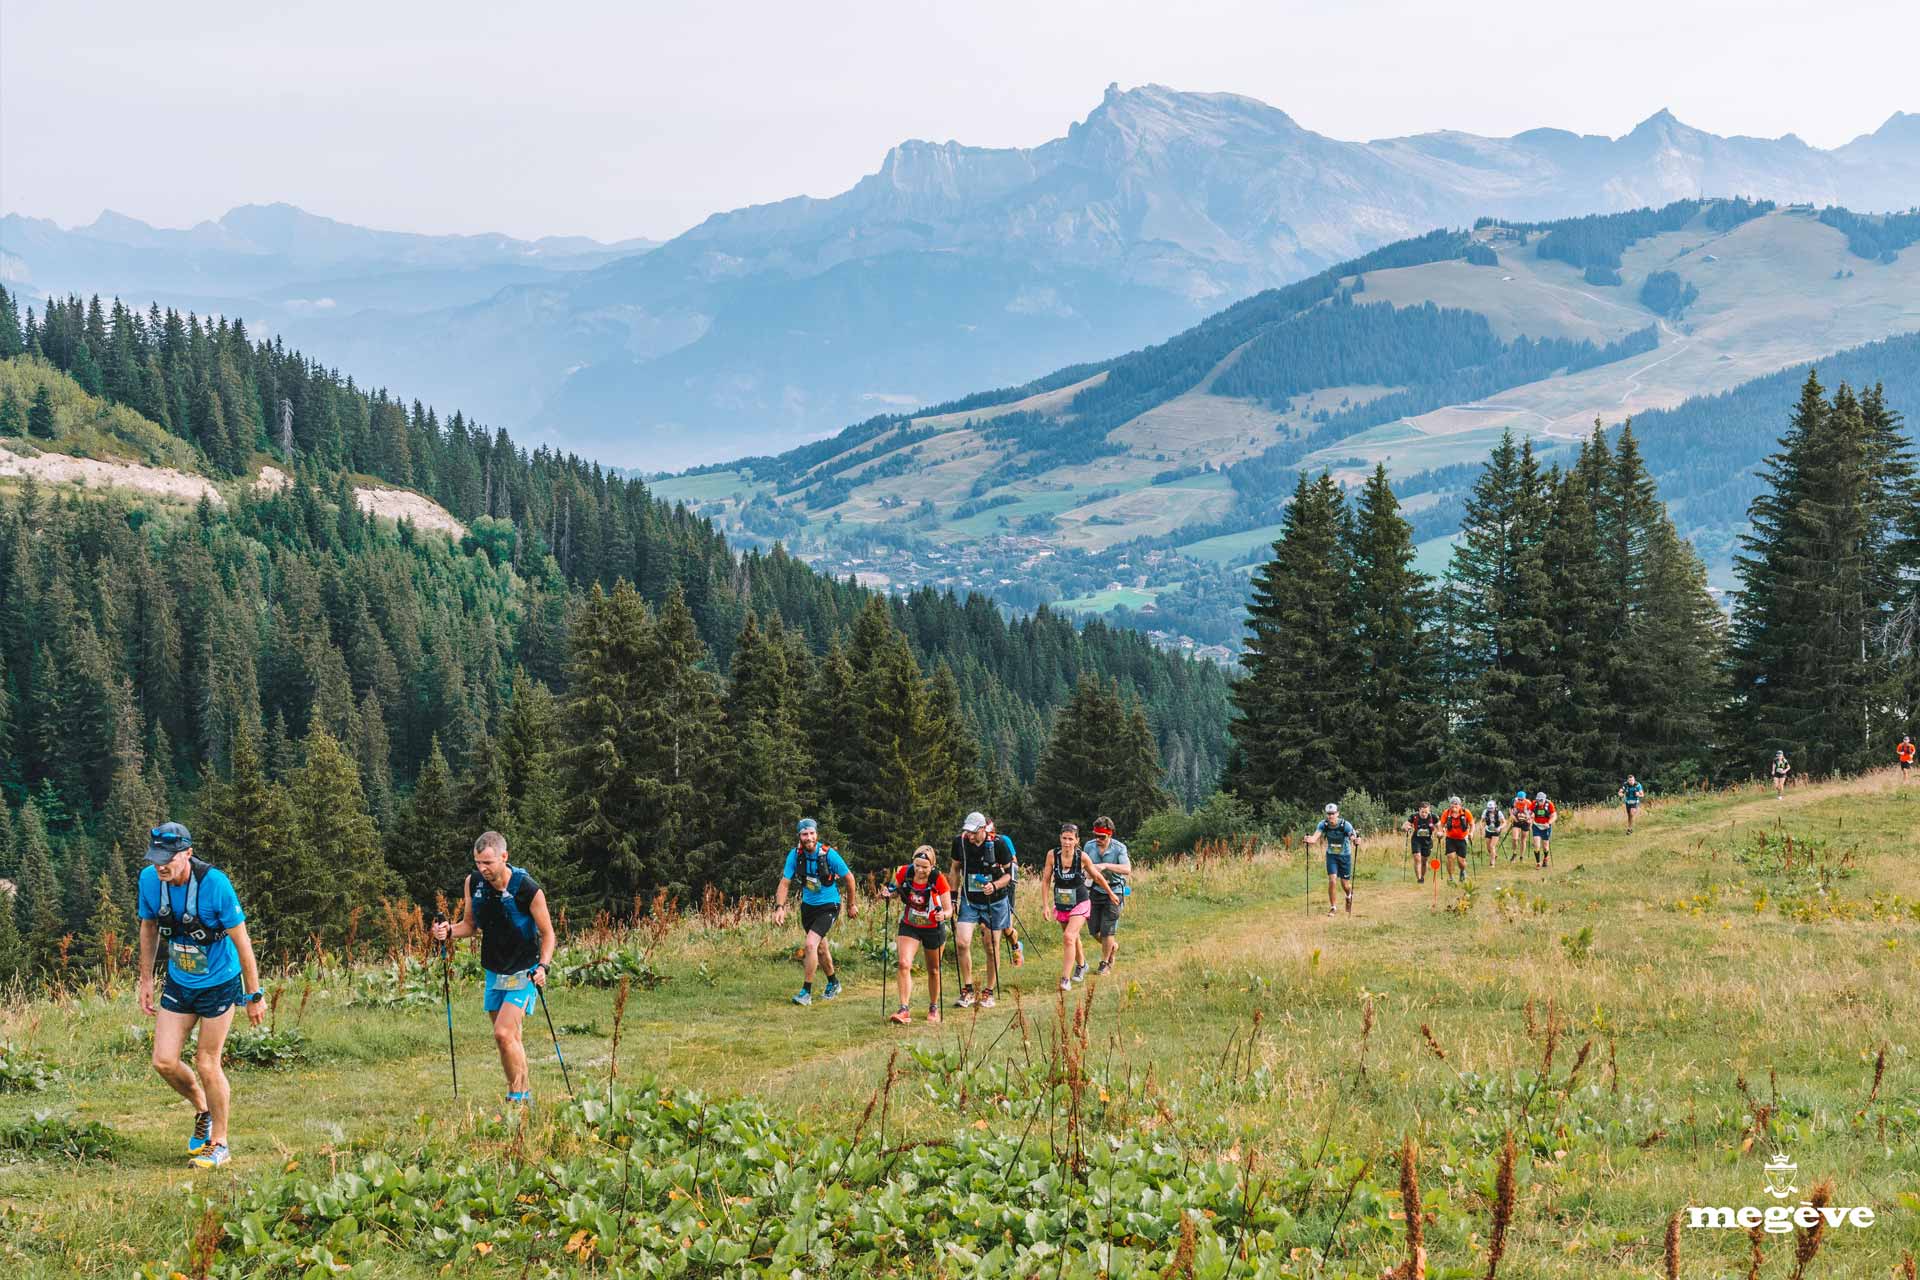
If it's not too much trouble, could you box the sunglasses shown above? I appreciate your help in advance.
[150,829,189,848]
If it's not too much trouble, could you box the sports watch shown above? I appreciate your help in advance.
[244,989,265,1005]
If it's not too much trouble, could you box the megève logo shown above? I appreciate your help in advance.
[1686,1149,1876,1234]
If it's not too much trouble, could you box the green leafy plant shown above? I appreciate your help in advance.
[0,1112,122,1162]
[553,944,669,990]
[0,1043,59,1093]
[1559,925,1595,965]
[223,1026,311,1069]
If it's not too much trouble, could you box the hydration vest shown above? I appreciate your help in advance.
[1052,846,1090,909]
[154,859,226,965]
[798,846,840,892]
[956,835,1008,902]
[1319,820,1355,852]
[1442,808,1472,839]
[1408,812,1437,839]
[469,868,541,974]
[899,870,942,928]
[1533,802,1555,825]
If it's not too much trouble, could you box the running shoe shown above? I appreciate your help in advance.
[955,984,976,1009]
[190,1143,231,1170]
[1328,907,1337,917]
[821,977,841,1000]
[979,989,997,1008]
[1059,978,1073,992]
[926,1007,943,1024]
[1095,960,1111,976]
[506,1090,531,1105]
[1072,963,1087,984]
[889,1005,911,1025]
[188,1109,212,1155]
[1011,939,1025,967]
[791,988,813,1006]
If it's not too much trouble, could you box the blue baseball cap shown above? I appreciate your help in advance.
[796,818,818,834]
[146,822,193,863]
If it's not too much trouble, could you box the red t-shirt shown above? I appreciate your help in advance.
[1513,799,1534,823]
[892,867,950,928]
[1899,742,1915,764]
[1441,806,1473,839]
[1532,801,1557,826]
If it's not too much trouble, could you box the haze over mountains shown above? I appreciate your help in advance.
[6,85,1917,469]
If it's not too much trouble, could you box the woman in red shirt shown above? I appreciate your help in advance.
[881,845,951,1025]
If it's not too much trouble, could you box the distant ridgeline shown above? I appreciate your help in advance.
[0,284,1230,972]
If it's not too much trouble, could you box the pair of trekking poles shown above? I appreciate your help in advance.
[431,912,572,1100]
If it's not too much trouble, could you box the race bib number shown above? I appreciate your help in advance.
[492,969,530,991]
[968,873,993,893]
[1053,886,1078,908]
[169,941,209,975]
[905,908,933,927]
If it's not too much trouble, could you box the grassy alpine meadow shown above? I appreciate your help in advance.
[2,773,1918,1278]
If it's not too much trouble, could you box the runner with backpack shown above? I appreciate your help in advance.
[1481,797,1506,866]
[1899,736,1915,784]
[879,845,951,1024]
[1439,796,1475,884]
[1508,791,1534,861]
[135,822,265,1170]
[1771,751,1792,799]
[1307,803,1359,917]
[950,811,1015,1009]
[772,818,858,1006]
[1402,802,1438,884]
[1530,792,1558,868]
[1618,775,1646,832]
[1040,822,1122,991]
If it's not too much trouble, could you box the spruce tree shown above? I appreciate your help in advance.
[387,735,462,907]
[200,723,307,962]
[13,800,64,976]
[1537,455,1616,797]
[1347,464,1443,806]
[0,888,23,985]
[712,612,809,893]
[26,385,55,439]
[1227,472,1359,814]
[561,582,656,907]
[285,725,398,950]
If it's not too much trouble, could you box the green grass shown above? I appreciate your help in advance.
[4,774,1919,1276]
[647,470,765,507]
[1055,585,1161,612]
[0,356,204,473]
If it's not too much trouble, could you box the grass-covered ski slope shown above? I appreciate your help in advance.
[3,771,1918,1277]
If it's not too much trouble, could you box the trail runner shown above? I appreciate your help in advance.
[1086,816,1131,975]
[951,811,1014,1008]
[1439,796,1474,884]
[430,832,557,1105]
[1307,803,1359,917]
[1040,822,1121,991]
[1772,751,1791,799]
[1896,736,1912,783]
[1480,797,1506,865]
[880,845,950,1024]
[773,818,857,1005]
[1618,775,1645,831]
[1402,802,1437,884]
[1530,792,1557,868]
[136,822,265,1170]
[1508,791,1534,860]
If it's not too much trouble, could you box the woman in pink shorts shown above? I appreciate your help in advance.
[1040,822,1122,993]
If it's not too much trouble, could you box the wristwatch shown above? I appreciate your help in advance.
[244,989,265,1005]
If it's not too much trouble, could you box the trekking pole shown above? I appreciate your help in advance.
[433,913,458,1100]
[535,983,575,1098]
[880,892,893,1020]
[1304,838,1311,917]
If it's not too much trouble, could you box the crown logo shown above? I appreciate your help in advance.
[1763,1151,1798,1200]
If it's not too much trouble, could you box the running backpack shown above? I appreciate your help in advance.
[899,870,941,927]
[153,859,225,972]
[1052,847,1089,908]
[800,846,840,891]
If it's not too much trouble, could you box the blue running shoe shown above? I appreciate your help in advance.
[190,1142,230,1169]
[821,977,841,1000]
[792,988,813,1006]
[187,1109,212,1154]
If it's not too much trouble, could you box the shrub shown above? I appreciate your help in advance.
[0,1044,58,1093]
[1335,788,1393,836]
[224,1027,311,1069]
[1134,791,1261,858]
[0,1112,122,1162]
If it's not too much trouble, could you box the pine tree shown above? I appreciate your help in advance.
[561,582,656,907]
[1347,465,1444,806]
[1536,453,1617,797]
[0,388,24,436]
[0,886,24,985]
[1227,472,1360,814]
[387,736,463,907]
[26,385,55,439]
[13,800,65,976]
[284,725,398,950]
[711,612,809,893]
[79,871,129,975]
[200,723,307,962]
[1033,675,1170,831]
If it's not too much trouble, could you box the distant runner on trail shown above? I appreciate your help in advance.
[985,819,1025,967]
[1086,816,1131,975]
[431,832,558,1105]
[136,822,265,1171]
[1771,751,1792,799]
[1530,792,1557,868]
[1440,796,1474,884]
[1618,775,1646,832]
[1307,803,1359,917]
[772,818,857,1006]
[1508,791,1534,860]
[1481,797,1506,865]
[951,811,1015,1009]
[880,846,950,1025]
[1402,802,1437,884]
[1896,736,1913,784]
[1041,822,1121,991]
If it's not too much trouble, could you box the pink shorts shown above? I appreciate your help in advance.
[1053,901,1092,924]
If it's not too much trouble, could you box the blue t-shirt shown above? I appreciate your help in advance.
[1316,819,1356,851]
[137,864,245,989]
[782,845,851,906]
[1622,782,1644,806]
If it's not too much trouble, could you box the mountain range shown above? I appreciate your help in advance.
[6,85,1919,469]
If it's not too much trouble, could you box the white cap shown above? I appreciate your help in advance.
[961,811,987,833]
[1324,802,1339,814]
[1448,795,1461,806]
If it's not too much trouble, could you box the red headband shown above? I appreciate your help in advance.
[1092,825,1113,837]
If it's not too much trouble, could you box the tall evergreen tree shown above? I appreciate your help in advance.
[1347,464,1444,805]
[12,800,65,976]
[26,385,55,440]
[284,725,398,950]
[1227,472,1359,814]
[387,735,463,908]
[199,723,307,962]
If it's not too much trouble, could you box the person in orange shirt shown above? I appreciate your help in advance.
[1898,735,1915,783]
[1508,791,1533,861]
[879,846,951,1025]
[1439,796,1475,884]
[1530,792,1558,868]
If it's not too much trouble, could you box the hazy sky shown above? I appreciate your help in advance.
[4,0,1915,243]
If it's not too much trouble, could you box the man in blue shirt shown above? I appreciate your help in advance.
[1086,817,1131,976]
[1306,803,1359,917]
[1618,775,1646,833]
[135,822,264,1170]
[773,818,857,1006]
[430,831,557,1104]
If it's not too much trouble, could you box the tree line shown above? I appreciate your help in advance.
[1224,375,1917,818]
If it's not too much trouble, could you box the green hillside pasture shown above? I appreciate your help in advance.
[1178,521,1287,566]
[4,774,1917,1277]
[1056,584,1162,612]
[647,469,768,510]
[1052,471,1234,551]
[0,356,203,472]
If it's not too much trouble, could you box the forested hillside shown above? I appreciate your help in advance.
[0,284,1230,980]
